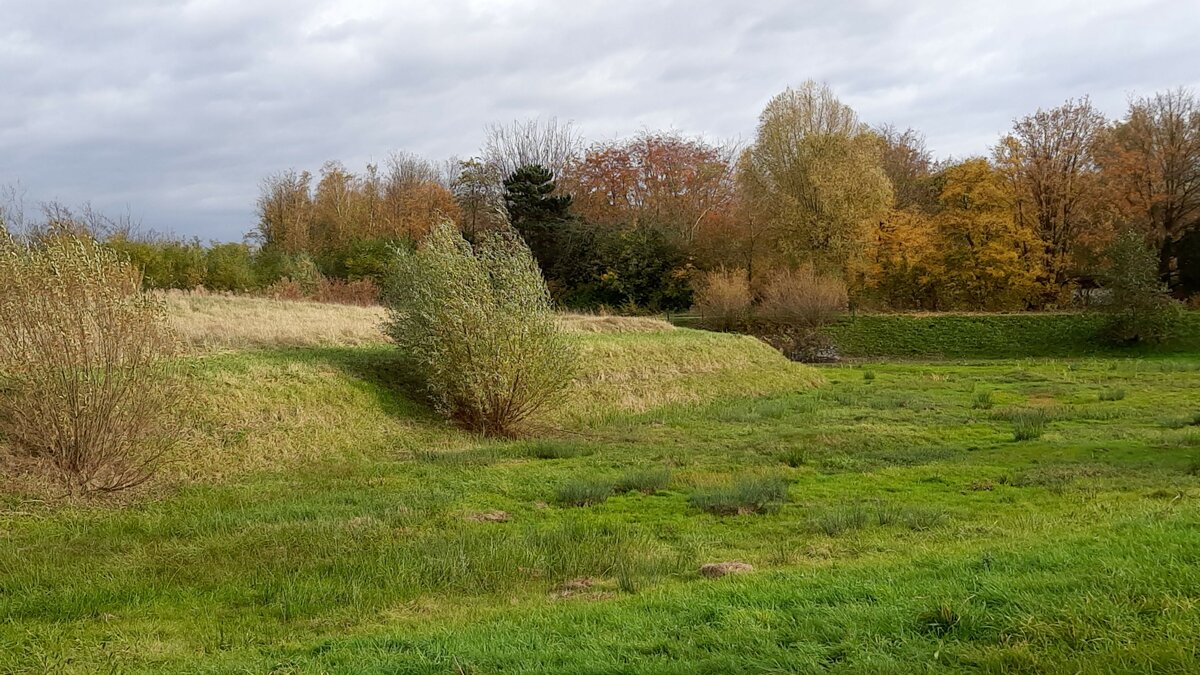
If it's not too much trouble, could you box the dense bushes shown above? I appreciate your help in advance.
[383,222,577,435]
[757,266,849,329]
[0,233,179,493]
[557,223,694,312]
[103,236,389,304]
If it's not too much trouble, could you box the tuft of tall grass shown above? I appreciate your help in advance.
[972,390,994,410]
[614,467,671,495]
[812,501,948,536]
[555,478,615,507]
[916,603,961,636]
[521,441,593,460]
[809,503,869,536]
[689,475,790,515]
[1011,409,1049,441]
[777,447,808,468]
[1098,388,1126,402]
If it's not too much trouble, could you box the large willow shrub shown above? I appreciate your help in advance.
[383,222,577,435]
[0,233,179,493]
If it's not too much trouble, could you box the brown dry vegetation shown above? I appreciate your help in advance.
[165,291,675,352]
[163,291,390,350]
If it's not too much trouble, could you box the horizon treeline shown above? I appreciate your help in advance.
[6,80,1199,312]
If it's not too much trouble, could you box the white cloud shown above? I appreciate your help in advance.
[1,0,1197,239]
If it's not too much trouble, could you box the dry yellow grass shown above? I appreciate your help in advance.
[163,292,675,351]
[163,291,389,351]
[557,313,676,334]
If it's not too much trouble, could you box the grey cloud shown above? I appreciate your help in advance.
[1,0,1198,240]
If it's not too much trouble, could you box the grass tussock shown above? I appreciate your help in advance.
[810,501,948,536]
[1099,388,1127,401]
[689,475,790,515]
[555,478,615,507]
[614,467,671,494]
[519,440,594,460]
[777,447,809,468]
[1011,409,1050,441]
[972,390,994,410]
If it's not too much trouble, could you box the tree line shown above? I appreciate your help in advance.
[11,80,1198,312]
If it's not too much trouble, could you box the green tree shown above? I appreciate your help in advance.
[1097,228,1181,345]
[565,224,694,312]
[503,164,573,276]
[204,243,255,292]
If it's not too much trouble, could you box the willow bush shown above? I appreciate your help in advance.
[0,233,179,494]
[383,222,577,435]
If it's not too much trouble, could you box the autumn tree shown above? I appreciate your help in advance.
[994,98,1107,304]
[876,125,938,212]
[863,208,940,309]
[562,131,736,243]
[254,155,459,263]
[931,159,1042,309]
[739,81,893,274]
[484,118,582,188]
[452,157,506,239]
[380,153,461,240]
[699,173,775,286]
[1097,89,1200,291]
[310,161,361,252]
[255,170,313,254]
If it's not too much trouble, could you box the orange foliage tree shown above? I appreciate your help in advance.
[562,131,736,244]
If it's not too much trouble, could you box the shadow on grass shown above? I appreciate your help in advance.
[250,345,439,423]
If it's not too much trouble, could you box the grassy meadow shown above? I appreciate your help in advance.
[2,298,1200,672]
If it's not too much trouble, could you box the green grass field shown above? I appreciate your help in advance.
[2,325,1200,672]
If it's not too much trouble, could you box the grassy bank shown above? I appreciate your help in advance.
[3,345,1200,670]
[827,311,1200,358]
[2,296,1199,671]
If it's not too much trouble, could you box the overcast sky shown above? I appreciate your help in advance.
[2,0,1197,241]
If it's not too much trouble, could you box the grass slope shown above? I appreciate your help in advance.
[2,317,1200,671]
[827,311,1200,358]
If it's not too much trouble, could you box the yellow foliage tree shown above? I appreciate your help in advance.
[739,81,893,274]
[932,159,1043,310]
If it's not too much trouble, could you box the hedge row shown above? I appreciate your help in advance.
[823,312,1200,358]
